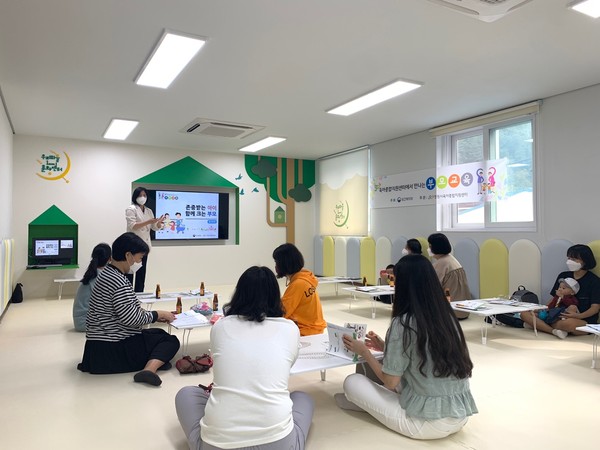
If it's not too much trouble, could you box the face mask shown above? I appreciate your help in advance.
[401,248,409,256]
[136,196,147,206]
[128,260,143,275]
[566,260,582,271]
[427,248,434,257]
[126,253,143,274]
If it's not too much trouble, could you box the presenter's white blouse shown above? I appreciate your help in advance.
[125,204,161,248]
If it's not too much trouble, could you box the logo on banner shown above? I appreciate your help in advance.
[333,200,350,228]
[36,151,71,183]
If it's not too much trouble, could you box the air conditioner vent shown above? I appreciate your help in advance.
[427,0,534,22]
[180,118,264,139]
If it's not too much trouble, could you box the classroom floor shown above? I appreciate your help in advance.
[0,283,598,450]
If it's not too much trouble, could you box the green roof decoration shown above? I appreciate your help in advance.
[134,156,237,188]
[29,205,77,226]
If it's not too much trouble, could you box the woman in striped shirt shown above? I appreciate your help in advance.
[78,232,179,386]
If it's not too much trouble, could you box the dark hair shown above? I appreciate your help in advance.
[131,187,147,205]
[567,244,597,270]
[224,266,284,322]
[111,232,149,261]
[386,264,395,270]
[392,254,473,379]
[406,238,422,255]
[272,243,304,278]
[81,243,111,285]
[428,233,452,256]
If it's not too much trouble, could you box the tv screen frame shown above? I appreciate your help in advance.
[145,188,230,242]
[32,237,75,264]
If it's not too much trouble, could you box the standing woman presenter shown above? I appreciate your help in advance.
[125,186,164,292]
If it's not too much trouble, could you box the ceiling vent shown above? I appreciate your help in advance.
[180,118,264,139]
[427,0,534,22]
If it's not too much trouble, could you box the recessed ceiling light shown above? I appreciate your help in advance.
[103,119,139,140]
[239,137,286,153]
[135,30,206,89]
[326,79,422,116]
[569,0,600,18]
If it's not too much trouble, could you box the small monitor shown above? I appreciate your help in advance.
[34,239,60,257]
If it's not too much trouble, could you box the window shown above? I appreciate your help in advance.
[436,111,536,231]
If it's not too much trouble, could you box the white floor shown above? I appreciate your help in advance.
[0,284,599,450]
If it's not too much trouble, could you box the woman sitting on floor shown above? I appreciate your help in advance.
[520,244,600,339]
[175,266,314,450]
[72,242,111,332]
[335,254,478,440]
[78,232,179,386]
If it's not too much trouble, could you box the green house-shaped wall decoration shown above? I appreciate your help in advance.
[133,156,239,244]
[28,205,78,267]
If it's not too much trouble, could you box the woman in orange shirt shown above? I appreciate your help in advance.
[273,243,326,336]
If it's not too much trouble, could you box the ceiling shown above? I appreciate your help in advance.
[1,0,600,160]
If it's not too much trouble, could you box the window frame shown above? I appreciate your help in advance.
[438,114,537,232]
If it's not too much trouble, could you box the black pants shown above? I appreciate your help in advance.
[78,328,180,374]
[125,253,148,293]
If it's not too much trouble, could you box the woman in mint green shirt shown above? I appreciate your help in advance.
[337,254,478,439]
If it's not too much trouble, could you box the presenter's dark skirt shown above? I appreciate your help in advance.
[78,328,180,374]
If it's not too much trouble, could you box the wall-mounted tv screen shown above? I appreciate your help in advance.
[32,238,75,264]
[146,189,229,241]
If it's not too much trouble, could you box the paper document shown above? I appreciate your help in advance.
[355,286,380,292]
[171,311,210,327]
[454,300,488,311]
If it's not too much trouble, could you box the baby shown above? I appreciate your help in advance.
[540,277,579,324]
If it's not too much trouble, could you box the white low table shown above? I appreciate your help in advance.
[342,286,394,319]
[137,291,214,310]
[451,299,547,345]
[317,277,362,296]
[575,325,600,369]
[291,333,381,381]
[169,313,214,356]
[54,278,80,300]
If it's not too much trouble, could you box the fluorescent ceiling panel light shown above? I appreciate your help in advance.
[103,119,139,140]
[135,31,206,88]
[569,0,600,18]
[327,79,422,116]
[239,137,286,153]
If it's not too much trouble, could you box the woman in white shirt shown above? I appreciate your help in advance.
[175,266,314,450]
[125,187,164,292]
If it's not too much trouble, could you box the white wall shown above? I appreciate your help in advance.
[12,136,316,299]
[0,104,12,239]
[369,83,600,249]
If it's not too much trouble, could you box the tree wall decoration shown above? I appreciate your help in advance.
[245,155,315,244]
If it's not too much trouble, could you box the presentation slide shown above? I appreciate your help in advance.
[35,240,60,256]
[154,191,220,240]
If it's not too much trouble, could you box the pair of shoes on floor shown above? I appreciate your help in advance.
[134,370,162,386]
[552,329,568,339]
[334,393,365,412]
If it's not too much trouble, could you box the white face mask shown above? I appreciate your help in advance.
[136,196,147,206]
[566,260,582,271]
[401,248,409,256]
[128,260,143,275]
[127,253,143,274]
[427,248,434,257]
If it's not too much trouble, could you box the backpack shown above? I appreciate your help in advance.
[510,285,539,304]
[10,283,23,304]
[487,285,539,328]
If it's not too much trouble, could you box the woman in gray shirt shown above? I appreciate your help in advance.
[337,254,477,440]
